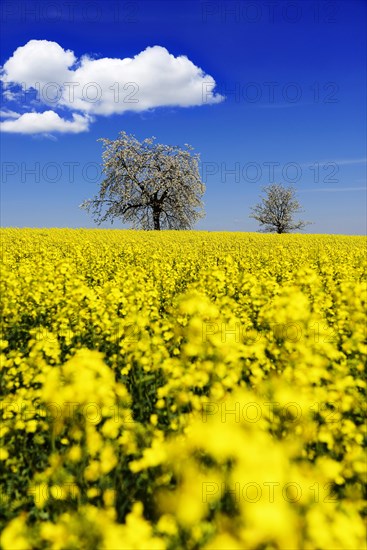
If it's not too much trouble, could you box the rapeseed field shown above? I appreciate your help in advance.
[1,229,366,549]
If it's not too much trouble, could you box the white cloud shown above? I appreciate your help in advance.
[2,89,18,101]
[0,109,21,119]
[2,40,76,90]
[0,111,91,134]
[61,46,224,114]
[1,40,224,131]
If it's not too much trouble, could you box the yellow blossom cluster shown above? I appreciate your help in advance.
[0,228,366,549]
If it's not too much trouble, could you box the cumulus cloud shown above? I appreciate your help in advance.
[0,109,21,119]
[0,40,224,133]
[0,111,91,134]
[2,40,76,89]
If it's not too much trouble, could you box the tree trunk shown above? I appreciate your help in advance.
[153,208,161,230]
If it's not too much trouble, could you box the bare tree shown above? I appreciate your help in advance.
[80,131,205,230]
[250,183,310,233]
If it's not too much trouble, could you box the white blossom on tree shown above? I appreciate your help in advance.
[250,183,311,233]
[81,131,205,230]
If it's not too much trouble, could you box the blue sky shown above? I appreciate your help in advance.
[1,0,366,234]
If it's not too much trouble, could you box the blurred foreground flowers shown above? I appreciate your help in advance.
[0,229,366,549]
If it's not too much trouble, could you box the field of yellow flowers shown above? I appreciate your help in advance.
[1,228,366,549]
